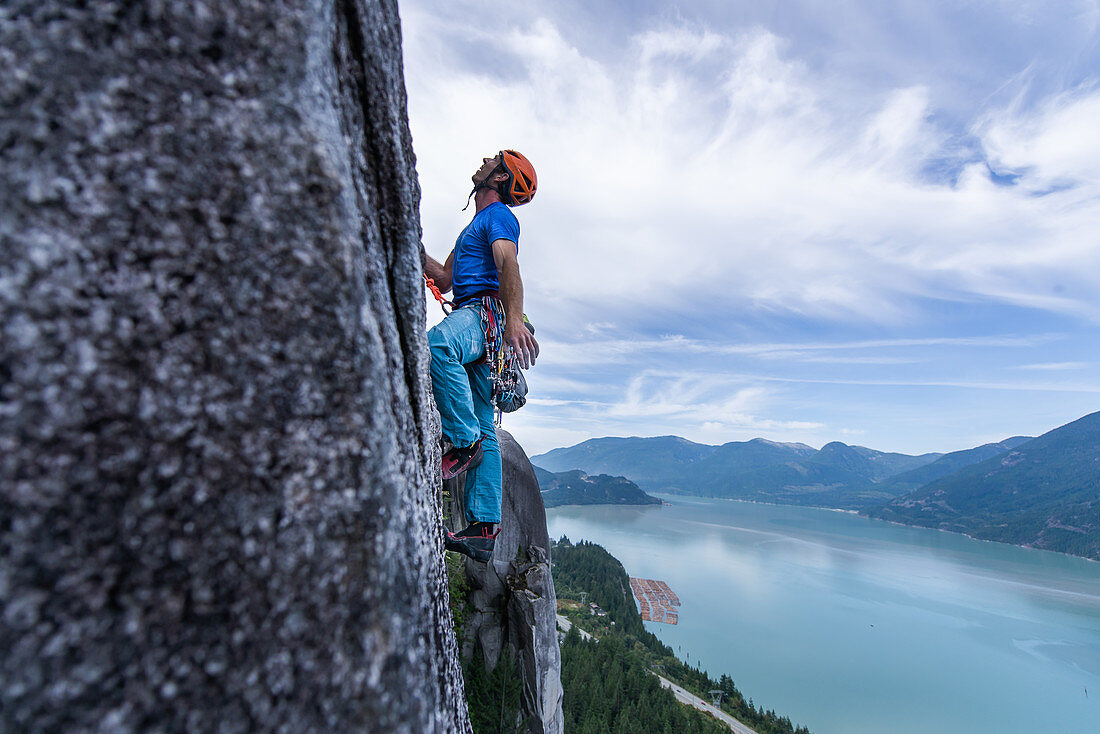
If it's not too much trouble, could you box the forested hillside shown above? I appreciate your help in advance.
[534,466,661,508]
[553,539,811,734]
[560,630,726,734]
[868,437,1032,497]
[867,411,1100,560]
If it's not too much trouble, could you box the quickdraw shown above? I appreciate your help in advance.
[477,296,516,425]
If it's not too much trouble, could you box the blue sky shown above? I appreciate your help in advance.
[400,0,1100,456]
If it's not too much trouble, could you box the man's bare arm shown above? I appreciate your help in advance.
[491,238,539,369]
[424,251,454,293]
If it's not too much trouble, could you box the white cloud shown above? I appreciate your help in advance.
[607,374,770,421]
[859,86,937,171]
[500,367,827,452]
[403,11,1100,332]
[1015,361,1092,370]
[530,332,1063,367]
[980,89,1100,185]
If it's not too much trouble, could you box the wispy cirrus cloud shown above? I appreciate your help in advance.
[1015,361,1093,371]
[405,8,1100,330]
[513,371,826,449]
[531,333,1067,367]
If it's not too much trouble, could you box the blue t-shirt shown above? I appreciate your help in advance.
[451,202,520,304]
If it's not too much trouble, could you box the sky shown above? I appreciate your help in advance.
[399,0,1100,456]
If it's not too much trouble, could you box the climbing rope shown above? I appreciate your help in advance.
[423,273,452,315]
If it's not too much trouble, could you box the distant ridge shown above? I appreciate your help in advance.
[533,435,717,487]
[870,436,1032,496]
[533,436,940,509]
[534,411,1100,559]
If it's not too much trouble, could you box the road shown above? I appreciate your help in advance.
[555,615,758,734]
[555,613,593,641]
[653,673,759,734]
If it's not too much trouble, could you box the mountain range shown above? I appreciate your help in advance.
[533,411,1100,560]
[534,436,944,509]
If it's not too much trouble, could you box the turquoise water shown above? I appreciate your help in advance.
[546,496,1100,734]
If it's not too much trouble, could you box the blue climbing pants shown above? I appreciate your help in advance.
[427,304,502,524]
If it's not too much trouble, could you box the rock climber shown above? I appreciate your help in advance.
[423,150,539,562]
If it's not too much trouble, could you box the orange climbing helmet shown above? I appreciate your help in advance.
[498,149,537,206]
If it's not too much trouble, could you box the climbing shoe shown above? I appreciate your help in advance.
[445,522,499,563]
[441,439,483,480]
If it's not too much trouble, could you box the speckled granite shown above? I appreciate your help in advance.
[0,1,469,731]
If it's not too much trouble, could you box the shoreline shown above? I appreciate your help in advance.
[862,514,1100,565]
[644,492,1099,564]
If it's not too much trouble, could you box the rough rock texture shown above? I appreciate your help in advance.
[448,430,564,734]
[1,1,470,732]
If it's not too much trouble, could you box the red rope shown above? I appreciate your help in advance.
[423,274,452,314]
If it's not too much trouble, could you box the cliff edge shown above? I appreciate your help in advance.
[2,1,471,731]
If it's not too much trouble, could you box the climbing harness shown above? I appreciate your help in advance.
[423,276,529,425]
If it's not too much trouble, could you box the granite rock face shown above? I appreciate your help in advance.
[1,1,469,732]
[449,430,565,734]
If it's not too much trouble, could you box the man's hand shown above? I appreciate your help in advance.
[505,320,539,370]
[491,238,538,368]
